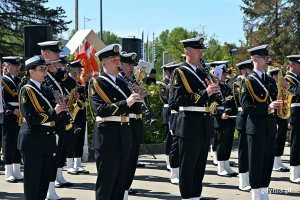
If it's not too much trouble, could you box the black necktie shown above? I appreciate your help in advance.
[262,73,265,82]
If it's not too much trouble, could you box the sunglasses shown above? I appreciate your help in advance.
[34,65,48,72]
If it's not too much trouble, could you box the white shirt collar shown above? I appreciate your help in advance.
[253,69,265,79]
[187,62,198,72]
[106,73,116,83]
[30,79,42,89]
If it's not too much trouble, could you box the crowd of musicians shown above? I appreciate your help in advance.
[0,36,299,200]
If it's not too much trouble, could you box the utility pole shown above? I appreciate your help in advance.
[100,0,103,40]
[75,0,78,31]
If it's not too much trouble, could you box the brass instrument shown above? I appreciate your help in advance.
[67,87,84,120]
[277,66,293,119]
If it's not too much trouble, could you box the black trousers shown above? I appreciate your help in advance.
[210,130,218,152]
[290,122,300,166]
[165,124,172,155]
[178,138,210,198]
[2,125,21,164]
[95,149,130,200]
[22,152,54,200]
[238,130,249,173]
[49,132,65,181]
[247,134,275,189]
[216,124,235,161]
[169,135,179,168]
[274,117,288,157]
[125,138,140,190]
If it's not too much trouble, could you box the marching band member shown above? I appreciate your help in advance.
[211,62,238,177]
[18,55,69,200]
[234,59,253,191]
[119,51,144,197]
[268,67,289,172]
[285,55,300,183]
[158,61,176,171]
[1,56,23,183]
[38,41,75,199]
[240,45,283,199]
[158,61,180,183]
[66,60,89,175]
[171,36,219,199]
[89,44,143,200]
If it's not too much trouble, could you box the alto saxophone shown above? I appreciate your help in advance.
[277,67,293,119]
[67,87,84,119]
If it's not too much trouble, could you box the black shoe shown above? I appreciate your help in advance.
[136,163,145,168]
[274,167,290,172]
[6,178,18,183]
[128,188,138,195]
[15,178,24,182]
[55,182,73,188]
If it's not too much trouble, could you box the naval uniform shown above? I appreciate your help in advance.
[284,71,300,167]
[2,74,22,166]
[234,78,249,174]
[240,71,277,188]
[172,62,214,198]
[18,80,68,200]
[89,72,133,200]
[214,82,237,163]
[118,72,144,192]
[158,78,173,158]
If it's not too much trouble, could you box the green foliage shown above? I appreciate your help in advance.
[97,31,121,45]
[142,83,166,143]
[0,0,71,57]
[241,0,300,63]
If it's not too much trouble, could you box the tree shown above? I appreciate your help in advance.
[0,0,71,57]
[97,31,121,45]
[241,0,300,63]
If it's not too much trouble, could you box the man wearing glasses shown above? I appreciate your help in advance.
[240,45,284,200]
[1,56,24,183]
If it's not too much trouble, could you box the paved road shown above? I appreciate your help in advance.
[0,147,299,199]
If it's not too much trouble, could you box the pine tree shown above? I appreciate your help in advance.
[0,0,71,57]
[241,0,300,63]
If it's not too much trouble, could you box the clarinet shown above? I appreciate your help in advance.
[45,77,81,134]
[203,68,232,114]
[120,71,157,125]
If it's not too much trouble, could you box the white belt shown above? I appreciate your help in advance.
[228,116,237,118]
[96,116,129,123]
[179,106,209,112]
[171,110,178,114]
[42,122,55,127]
[7,102,19,106]
[129,113,142,119]
[238,107,243,112]
[291,103,300,107]
[164,104,169,108]
[216,106,225,111]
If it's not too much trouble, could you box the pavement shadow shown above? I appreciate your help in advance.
[0,191,23,199]
[134,175,170,183]
[131,189,181,200]
[63,182,95,191]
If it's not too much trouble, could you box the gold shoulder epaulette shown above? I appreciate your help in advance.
[92,78,112,104]
[2,80,18,97]
[24,87,44,112]
[244,78,268,103]
[177,68,193,93]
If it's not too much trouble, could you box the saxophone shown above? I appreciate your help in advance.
[67,87,84,120]
[277,66,293,119]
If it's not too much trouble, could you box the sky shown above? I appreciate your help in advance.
[45,0,245,45]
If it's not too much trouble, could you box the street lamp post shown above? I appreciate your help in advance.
[163,51,168,65]
[84,16,95,29]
